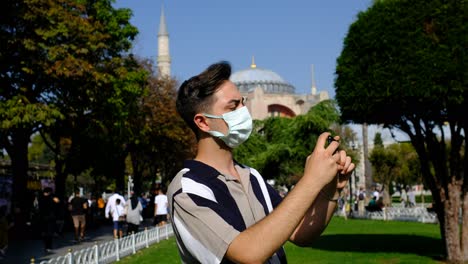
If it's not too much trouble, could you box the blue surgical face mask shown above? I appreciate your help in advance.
[203,106,253,148]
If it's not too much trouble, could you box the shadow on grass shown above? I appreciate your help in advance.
[310,234,444,258]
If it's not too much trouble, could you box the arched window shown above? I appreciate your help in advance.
[268,104,296,118]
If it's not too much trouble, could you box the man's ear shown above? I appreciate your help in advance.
[194,114,211,133]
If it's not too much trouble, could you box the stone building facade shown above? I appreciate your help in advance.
[230,60,329,120]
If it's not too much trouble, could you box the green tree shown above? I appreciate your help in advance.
[369,140,398,205]
[1,0,64,211]
[373,132,384,149]
[34,0,145,197]
[370,141,421,206]
[128,58,196,192]
[335,0,467,261]
[235,100,343,188]
[0,0,145,207]
[395,142,422,187]
[28,134,54,164]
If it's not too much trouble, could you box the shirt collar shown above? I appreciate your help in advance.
[183,159,250,181]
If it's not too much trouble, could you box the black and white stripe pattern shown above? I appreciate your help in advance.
[168,160,287,264]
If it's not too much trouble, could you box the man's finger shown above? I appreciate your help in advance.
[315,132,331,151]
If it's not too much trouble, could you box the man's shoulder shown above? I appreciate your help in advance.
[167,167,191,196]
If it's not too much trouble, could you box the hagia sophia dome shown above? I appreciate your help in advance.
[225,57,329,120]
[230,59,295,94]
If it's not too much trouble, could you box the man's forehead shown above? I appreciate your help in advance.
[213,81,241,102]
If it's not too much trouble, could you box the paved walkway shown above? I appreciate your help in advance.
[2,219,154,264]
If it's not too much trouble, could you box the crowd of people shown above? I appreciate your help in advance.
[0,184,169,256]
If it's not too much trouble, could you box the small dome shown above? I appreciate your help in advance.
[231,66,295,94]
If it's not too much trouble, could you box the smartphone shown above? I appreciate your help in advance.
[327,135,339,154]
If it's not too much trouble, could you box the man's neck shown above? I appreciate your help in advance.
[195,137,239,179]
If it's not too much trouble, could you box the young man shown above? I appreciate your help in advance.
[154,187,168,226]
[69,190,88,242]
[38,187,60,253]
[167,61,355,263]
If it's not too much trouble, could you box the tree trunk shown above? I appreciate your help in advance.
[382,183,391,207]
[462,190,468,261]
[462,123,468,262]
[130,150,143,195]
[6,129,31,238]
[54,158,67,200]
[110,153,127,194]
[443,181,463,262]
[10,130,30,212]
[362,123,373,200]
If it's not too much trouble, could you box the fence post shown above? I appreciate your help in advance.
[132,232,136,254]
[145,227,149,248]
[94,242,99,264]
[115,236,120,261]
[68,248,73,264]
[165,224,169,240]
[156,226,160,243]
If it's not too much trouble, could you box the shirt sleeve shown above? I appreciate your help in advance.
[266,182,283,209]
[172,191,240,263]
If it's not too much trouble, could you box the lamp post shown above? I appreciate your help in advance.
[349,141,357,217]
[127,175,134,198]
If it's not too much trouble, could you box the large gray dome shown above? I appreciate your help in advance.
[230,65,295,94]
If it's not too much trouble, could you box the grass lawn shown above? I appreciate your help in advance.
[120,217,445,263]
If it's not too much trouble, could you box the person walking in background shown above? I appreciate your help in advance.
[153,187,168,227]
[69,190,88,242]
[407,187,416,207]
[38,187,59,253]
[54,196,66,238]
[111,198,125,238]
[138,192,148,218]
[96,195,105,226]
[400,187,408,207]
[87,195,98,229]
[97,196,105,216]
[125,191,143,235]
[105,190,125,223]
[372,186,380,201]
[357,186,366,216]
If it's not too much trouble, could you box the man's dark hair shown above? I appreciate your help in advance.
[176,61,232,138]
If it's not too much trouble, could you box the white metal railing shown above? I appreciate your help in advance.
[33,224,174,264]
[349,206,438,223]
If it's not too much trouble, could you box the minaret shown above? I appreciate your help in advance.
[311,64,317,95]
[157,5,171,78]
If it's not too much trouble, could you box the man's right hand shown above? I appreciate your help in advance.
[302,132,341,189]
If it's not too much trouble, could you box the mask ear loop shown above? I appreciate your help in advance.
[203,113,223,119]
[203,113,229,138]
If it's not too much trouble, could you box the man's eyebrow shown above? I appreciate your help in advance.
[227,98,241,105]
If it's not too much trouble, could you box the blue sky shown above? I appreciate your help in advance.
[114,0,372,98]
[112,0,411,145]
